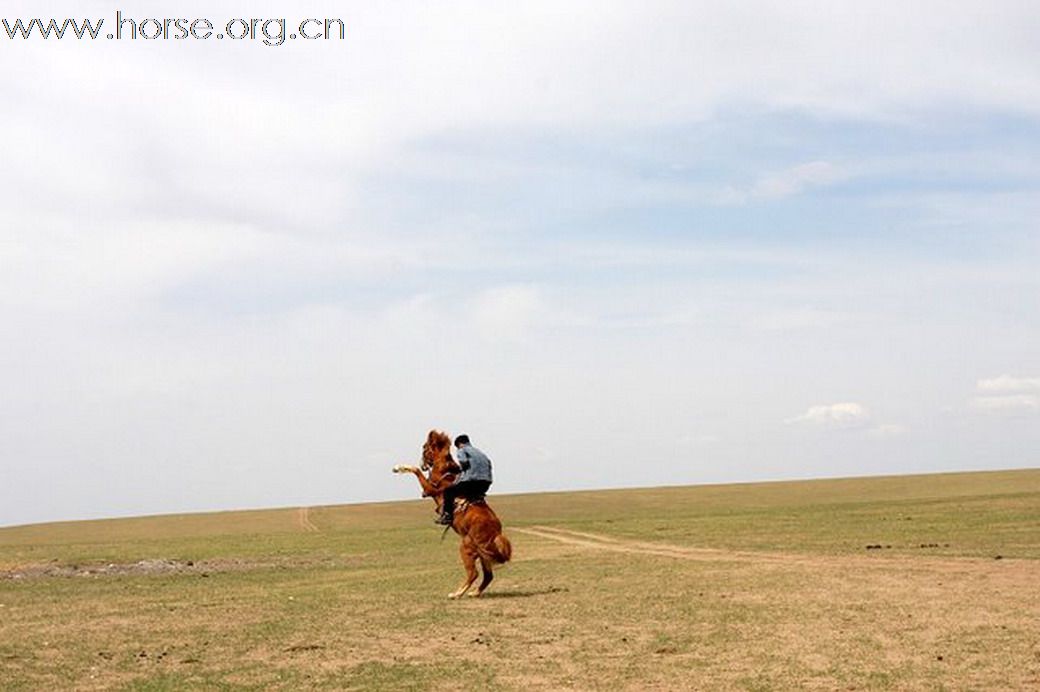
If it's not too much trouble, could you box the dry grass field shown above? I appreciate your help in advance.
[2,469,1039,690]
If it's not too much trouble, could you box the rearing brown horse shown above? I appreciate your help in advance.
[393,430,512,598]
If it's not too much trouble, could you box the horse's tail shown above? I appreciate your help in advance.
[487,532,512,564]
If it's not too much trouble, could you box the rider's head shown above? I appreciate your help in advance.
[454,434,470,448]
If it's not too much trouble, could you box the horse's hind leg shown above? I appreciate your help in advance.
[471,557,493,597]
[449,542,479,599]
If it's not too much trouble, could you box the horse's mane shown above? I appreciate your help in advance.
[423,429,460,493]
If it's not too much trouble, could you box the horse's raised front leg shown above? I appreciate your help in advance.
[449,540,480,599]
[391,465,437,497]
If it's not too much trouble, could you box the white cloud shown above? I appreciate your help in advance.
[470,285,544,342]
[970,376,1040,416]
[972,395,1040,415]
[678,433,721,446]
[867,424,908,438]
[786,402,871,429]
[756,161,849,198]
[787,404,908,437]
[977,375,1040,392]
[751,306,850,332]
[721,161,851,204]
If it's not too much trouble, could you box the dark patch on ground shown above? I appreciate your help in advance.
[477,585,567,599]
[0,556,351,580]
[285,644,325,653]
[3,558,201,580]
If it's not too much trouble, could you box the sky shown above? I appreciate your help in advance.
[2,1,1039,526]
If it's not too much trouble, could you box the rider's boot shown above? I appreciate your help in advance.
[435,500,454,525]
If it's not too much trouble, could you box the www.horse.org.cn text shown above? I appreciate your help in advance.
[2,12,346,47]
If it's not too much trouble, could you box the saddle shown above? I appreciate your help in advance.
[452,496,487,514]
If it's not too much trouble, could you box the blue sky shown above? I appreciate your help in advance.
[1,2,1038,525]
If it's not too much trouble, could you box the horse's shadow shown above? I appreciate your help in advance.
[478,586,567,599]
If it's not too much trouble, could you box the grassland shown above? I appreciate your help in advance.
[2,468,1039,690]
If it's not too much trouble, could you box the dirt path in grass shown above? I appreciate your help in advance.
[514,525,806,564]
[296,507,319,533]
[513,525,1038,576]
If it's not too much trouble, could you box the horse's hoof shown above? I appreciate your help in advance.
[469,591,483,598]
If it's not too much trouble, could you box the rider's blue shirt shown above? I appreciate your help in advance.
[456,445,493,484]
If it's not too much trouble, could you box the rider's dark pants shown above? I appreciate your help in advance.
[441,480,491,518]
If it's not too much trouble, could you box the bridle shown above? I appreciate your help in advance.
[421,439,453,475]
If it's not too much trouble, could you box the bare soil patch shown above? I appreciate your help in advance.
[1,555,346,581]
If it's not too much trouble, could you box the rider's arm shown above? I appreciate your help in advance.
[456,447,471,470]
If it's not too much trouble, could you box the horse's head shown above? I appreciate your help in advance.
[421,429,452,472]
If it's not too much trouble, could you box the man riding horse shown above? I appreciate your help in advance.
[436,434,492,525]
[393,430,511,598]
